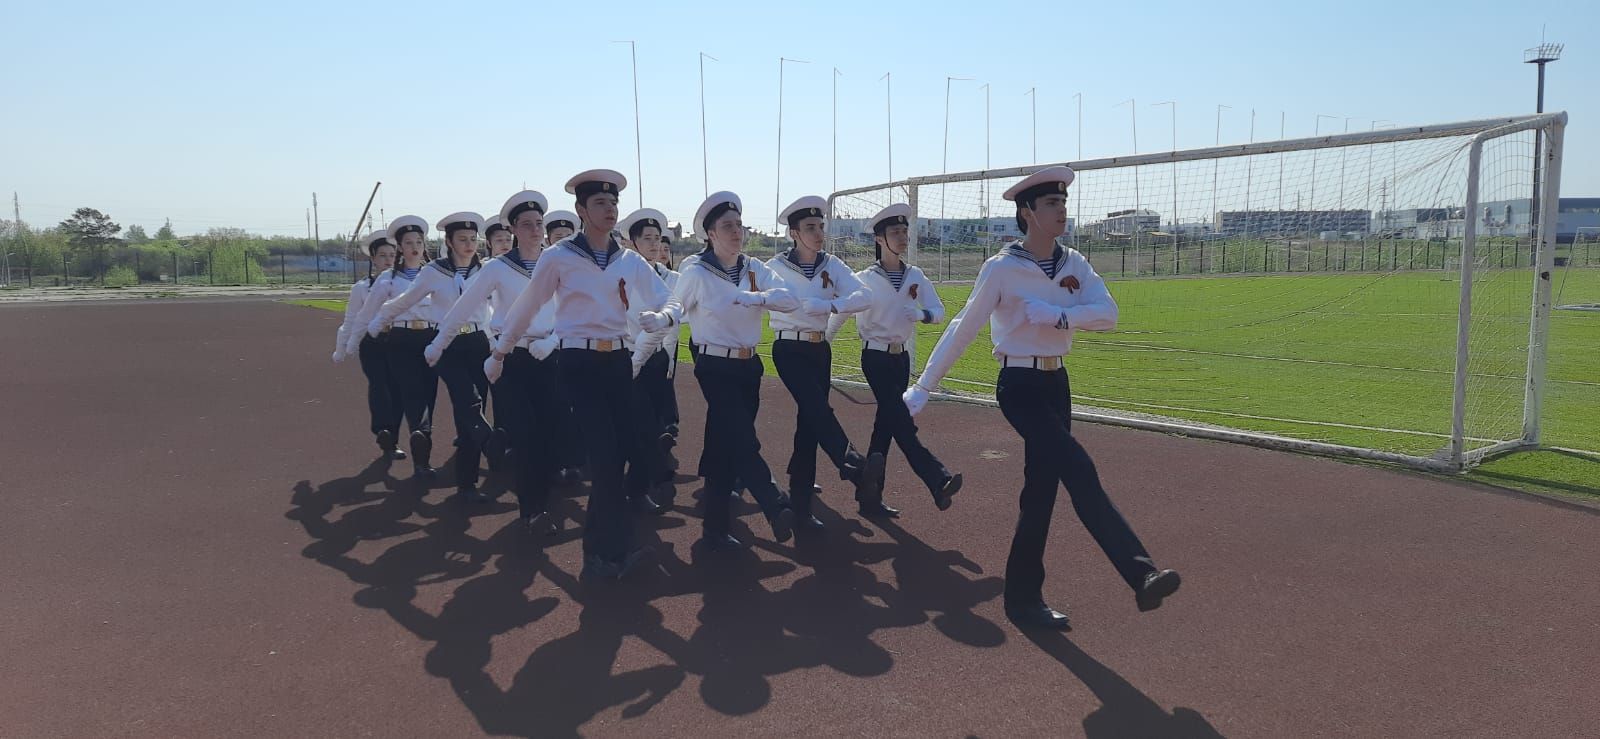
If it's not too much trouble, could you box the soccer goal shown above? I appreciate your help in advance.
[827,113,1569,472]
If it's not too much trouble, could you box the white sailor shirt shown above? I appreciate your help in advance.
[919,243,1117,390]
[335,275,375,353]
[827,262,944,346]
[345,267,430,354]
[764,249,871,335]
[661,250,799,350]
[494,232,669,355]
[429,253,556,356]
[373,257,489,334]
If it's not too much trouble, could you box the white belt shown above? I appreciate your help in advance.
[1000,355,1063,371]
[864,340,906,355]
[514,334,551,349]
[558,337,628,352]
[697,343,755,360]
[775,329,826,343]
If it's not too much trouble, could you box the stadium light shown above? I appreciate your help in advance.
[1525,38,1562,233]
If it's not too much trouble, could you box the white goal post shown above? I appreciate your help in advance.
[827,113,1569,472]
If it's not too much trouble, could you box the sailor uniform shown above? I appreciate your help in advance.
[372,212,493,492]
[644,192,799,544]
[350,263,438,472]
[826,259,955,506]
[763,231,877,518]
[493,169,669,572]
[334,236,405,454]
[433,250,558,518]
[914,166,1170,619]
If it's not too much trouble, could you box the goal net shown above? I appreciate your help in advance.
[827,114,1574,471]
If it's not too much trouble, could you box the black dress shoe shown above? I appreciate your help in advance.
[558,467,583,485]
[460,484,490,503]
[933,473,963,511]
[1005,602,1072,630]
[388,448,408,461]
[858,501,901,518]
[798,514,826,531]
[409,431,432,470]
[524,511,560,535]
[768,507,796,543]
[650,482,677,509]
[615,546,653,579]
[658,431,677,451]
[665,423,679,438]
[580,554,621,582]
[1136,569,1182,612]
[376,429,396,456]
[698,533,744,552]
[633,493,669,516]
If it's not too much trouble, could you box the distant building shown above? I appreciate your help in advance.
[1213,209,1371,237]
[1083,209,1160,240]
[1374,207,1466,239]
[1477,197,1600,242]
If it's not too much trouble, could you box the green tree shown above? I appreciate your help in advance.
[125,224,149,244]
[154,219,176,241]
[58,208,122,278]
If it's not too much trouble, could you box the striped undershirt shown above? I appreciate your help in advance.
[884,268,905,290]
[518,258,537,272]
[799,261,818,279]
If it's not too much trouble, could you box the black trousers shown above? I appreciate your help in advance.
[861,348,950,496]
[554,361,587,473]
[660,350,680,431]
[771,339,864,511]
[557,348,636,563]
[629,349,674,496]
[435,330,491,488]
[384,327,439,447]
[358,335,403,438]
[693,353,790,537]
[498,347,559,519]
[995,366,1156,606]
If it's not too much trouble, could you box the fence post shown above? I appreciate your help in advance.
[1120,245,1126,276]
[280,254,286,283]
[172,253,179,283]
[135,251,141,283]
[316,252,322,284]
[63,253,68,285]
[244,253,250,284]
[209,254,214,285]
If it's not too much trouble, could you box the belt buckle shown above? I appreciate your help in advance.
[805,332,822,343]
[737,348,752,359]
[1039,357,1061,371]
[458,325,473,335]
[888,343,903,355]
[594,339,614,352]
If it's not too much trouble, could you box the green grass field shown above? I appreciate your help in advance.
[293,267,1600,499]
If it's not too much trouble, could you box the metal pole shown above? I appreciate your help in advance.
[1074,92,1082,246]
[1212,104,1229,249]
[775,57,810,239]
[1025,87,1037,163]
[628,41,643,208]
[1116,99,1139,271]
[833,67,842,193]
[1154,101,1177,274]
[699,52,716,199]
[1524,118,1564,444]
[1449,136,1486,467]
[312,194,321,284]
[880,72,893,182]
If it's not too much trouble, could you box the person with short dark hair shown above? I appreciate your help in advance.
[637,190,801,552]
[333,230,406,462]
[908,166,1181,630]
[489,169,671,581]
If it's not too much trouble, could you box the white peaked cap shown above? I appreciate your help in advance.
[869,203,914,232]
[779,195,829,227]
[1002,165,1076,202]
[694,191,743,238]
[388,215,429,240]
[543,210,579,231]
[435,211,486,233]
[499,190,549,226]
[620,208,669,238]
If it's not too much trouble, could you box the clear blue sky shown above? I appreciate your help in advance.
[3,0,1595,237]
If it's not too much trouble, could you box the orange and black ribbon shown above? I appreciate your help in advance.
[618,278,629,309]
[746,270,758,292]
[908,283,919,299]
[1060,275,1080,293]
[820,271,833,290]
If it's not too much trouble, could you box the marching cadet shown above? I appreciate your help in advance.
[826,203,963,515]
[485,215,513,258]
[347,215,438,478]
[623,209,682,438]
[544,210,579,245]
[432,193,563,530]
[370,212,494,501]
[619,207,680,514]
[636,191,800,552]
[539,206,587,484]
[766,195,885,529]
[906,166,1180,630]
[332,229,405,461]
[489,169,669,581]
[480,214,514,463]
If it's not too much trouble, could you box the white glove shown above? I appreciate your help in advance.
[530,336,559,361]
[902,303,925,323]
[483,354,504,383]
[732,292,765,307]
[800,297,832,316]
[631,348,649,379]
[331,349,347,363]
[639,311,669,333]
[1023,298,1065,328]
[903,384,930,417]
[423,342,444,367]
[366,320,383,338]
